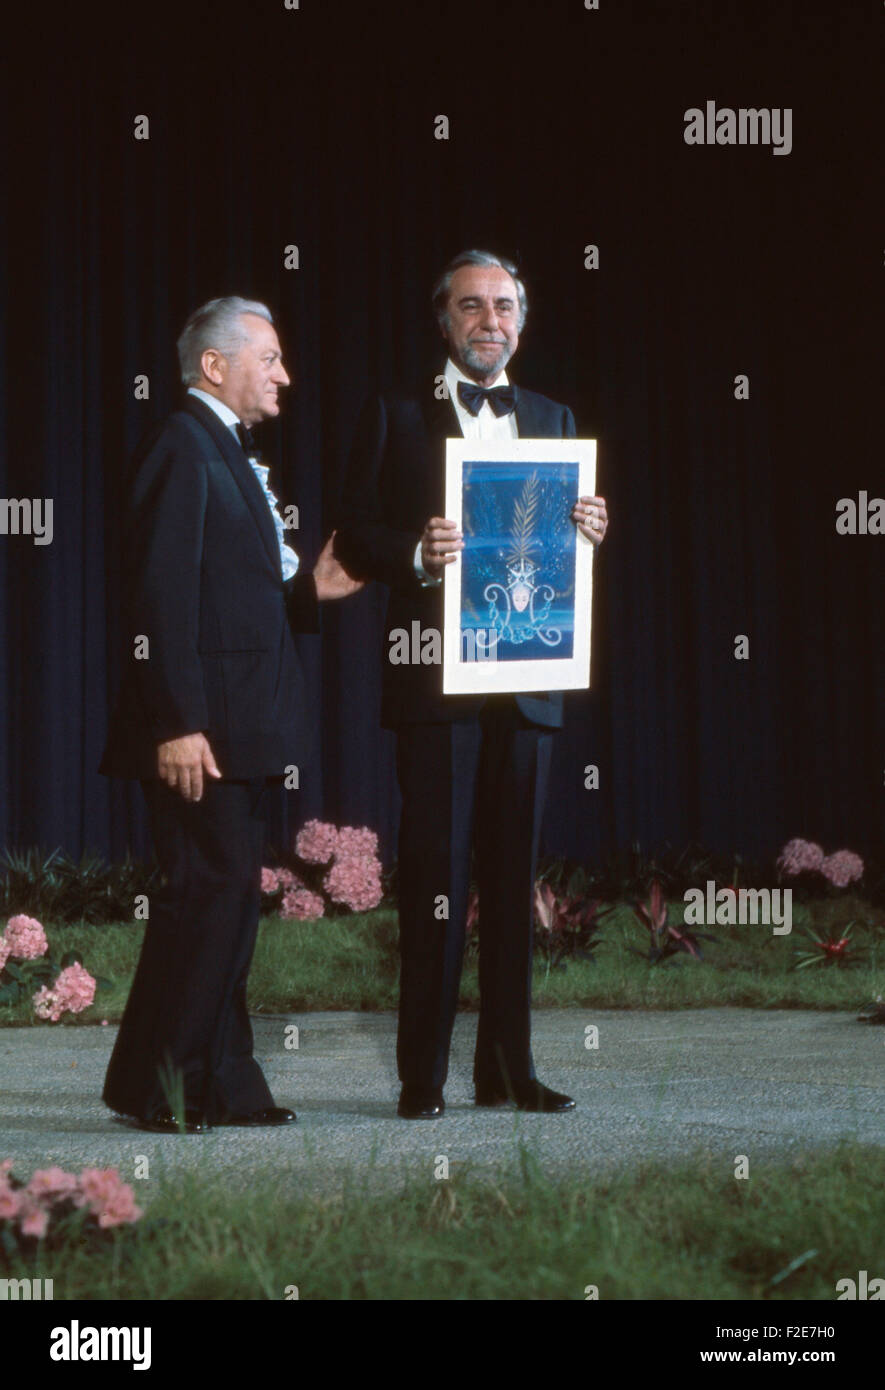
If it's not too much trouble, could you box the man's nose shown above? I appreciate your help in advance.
[478,302,499,330]
[273,362,291,386]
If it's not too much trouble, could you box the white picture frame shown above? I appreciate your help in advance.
[443,437,597,696]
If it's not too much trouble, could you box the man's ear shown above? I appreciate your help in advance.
[201,348,226,387]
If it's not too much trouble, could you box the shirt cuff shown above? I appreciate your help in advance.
[414,538,442,587]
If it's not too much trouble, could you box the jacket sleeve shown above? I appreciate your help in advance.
[284,569,320,633]
[563,405,577,439]
[125,437,210,743]
[332,394,426,593]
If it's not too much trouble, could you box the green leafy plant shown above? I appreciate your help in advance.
[793,919,867,970]
[0,943,110,1012]
[0,847,158,925]
[629,878,714,965]
[533,879,613,970]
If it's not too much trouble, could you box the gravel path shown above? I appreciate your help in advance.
[1,1009,883,1196]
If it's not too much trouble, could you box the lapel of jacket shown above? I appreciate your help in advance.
[513,384,545,438]
[421,378,461,444]
[181,394,282,580]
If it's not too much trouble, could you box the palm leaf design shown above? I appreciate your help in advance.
[507,471,542,565]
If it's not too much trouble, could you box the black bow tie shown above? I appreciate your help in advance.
[457,381,517,418]
[236,422,258,457]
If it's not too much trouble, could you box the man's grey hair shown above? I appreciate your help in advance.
[432,249,528,332]
[177,296,274,386]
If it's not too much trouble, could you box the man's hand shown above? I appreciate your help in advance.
[572,495,609,546]
[157,733,222,802]
[313,532,364,600]
[420,517,464,577]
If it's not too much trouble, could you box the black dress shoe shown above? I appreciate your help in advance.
[397,1087,445,1119]
[474,1080,576,1112]
[215,1106,296,1127]
[134,1108,210,1134]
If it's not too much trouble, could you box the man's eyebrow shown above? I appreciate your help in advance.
[456,294,514,306]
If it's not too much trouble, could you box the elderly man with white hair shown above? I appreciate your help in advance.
[100,296,360,1133]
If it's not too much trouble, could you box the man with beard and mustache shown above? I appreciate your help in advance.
[334,250,609,1118]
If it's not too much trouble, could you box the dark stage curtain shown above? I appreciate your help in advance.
[1,0,882,873]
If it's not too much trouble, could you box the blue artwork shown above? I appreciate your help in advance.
[460,459,578,663]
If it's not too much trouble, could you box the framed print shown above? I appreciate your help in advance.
[443,437,597,695]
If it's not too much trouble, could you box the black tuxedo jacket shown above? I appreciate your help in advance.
[334,379,576,729]
[99,393,319,780]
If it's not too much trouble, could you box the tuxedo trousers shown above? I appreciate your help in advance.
[395,699,554,1094]
[102,776,276,1122]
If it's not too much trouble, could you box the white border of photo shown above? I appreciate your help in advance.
[443,436,597,696]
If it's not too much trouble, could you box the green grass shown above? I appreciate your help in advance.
[1,898,882,1026]
[11,1141,885,1300]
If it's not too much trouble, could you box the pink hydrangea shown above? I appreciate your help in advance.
[323,855,383,913]
[32,987,61,1021]
[0,937,10,973]
[261,867,282,894]
[820,850,864,888]
[777,839,825,877]
[295,820,340,864]
[280,887,326,921]
[336,826,379,858]
[4,914,49,960]
[276,867,304,891]
[32,962,96,1023]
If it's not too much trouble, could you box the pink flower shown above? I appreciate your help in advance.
[33,985,61,1021]
[295,820,340,864]
[26,1166,79,1202]
[777,839,825,877]
[0,937,10,973]
[95,1186,143,1229]
[4,914,48,960]
[18,1198,49,1239]
[0,1186,22,1220]
[76,1167,122,1206]
[280,887,326,921]
[323,855,383,913]
[76,1167,142,1228]
[0,1163,142,1238]
[820,850,864,888]
[32,962,96,1022]
[261,867,282,894]
[336,826,379,859]
[276,867,303,891]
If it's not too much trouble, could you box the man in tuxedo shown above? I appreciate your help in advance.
[334,250,608,1118]
[100,296,359,1133]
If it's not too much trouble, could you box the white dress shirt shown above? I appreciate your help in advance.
[187,387,299,581]
[414,358,519,586]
